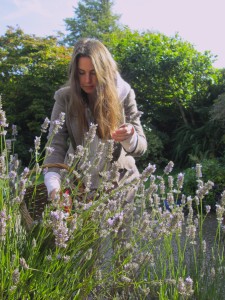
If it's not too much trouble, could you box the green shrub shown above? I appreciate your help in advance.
[137,127,168,171]
[183,158,225,211]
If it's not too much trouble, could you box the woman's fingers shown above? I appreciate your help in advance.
[111,124,134,142]
[50,189,58,200]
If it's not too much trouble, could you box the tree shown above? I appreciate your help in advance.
[0,27,72,164]
[109,31,217,124]
[1,26,224,168]
[63,0,121,45]
[106,30,224,166]
[210,92,225,125]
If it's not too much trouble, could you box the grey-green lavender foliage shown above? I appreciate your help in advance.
[1,98,225,299]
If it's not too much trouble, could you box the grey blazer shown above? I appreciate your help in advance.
[44,81,147,178]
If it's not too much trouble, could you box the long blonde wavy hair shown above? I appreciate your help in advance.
[68,38,122,140]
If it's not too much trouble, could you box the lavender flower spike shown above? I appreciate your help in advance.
[140,163,156,181]
[34,136,41,152]
[50,210,69,248]
[0,209,7,241]
[220,190,225,206]
[19,258,29,270]
[45,146,55,157]
[185,276,194,296]
[177,172,184,190]
[0,107,8,128]
[164,161,174,175]
[12,124,18,137]
[12,268,20,285]
[51,112,66,135]
[41,117,50,133]
[196,163,202,178]
[84,122,98,144]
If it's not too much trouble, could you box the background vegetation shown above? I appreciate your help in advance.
[1,0,225,207]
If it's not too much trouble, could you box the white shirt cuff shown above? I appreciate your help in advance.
[120,130,138,153]
[44,172,61,195]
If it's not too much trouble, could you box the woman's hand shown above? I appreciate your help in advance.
[111,124,134,142]
[49,188,58,200]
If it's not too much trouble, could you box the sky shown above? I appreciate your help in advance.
[1,0,224,69]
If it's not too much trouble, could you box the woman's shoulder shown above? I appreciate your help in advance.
[116,73,131,102]
[54,86,70,100]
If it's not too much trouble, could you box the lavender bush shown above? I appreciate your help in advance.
[1,96,225,299]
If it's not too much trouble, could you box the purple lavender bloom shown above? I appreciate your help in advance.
[106,140,114,161]
[50,210,69,248]
[21,167,29,177]
[107,218,114,227]
[52,112,65,134]
[185,276,194,295]
[75,145,85,159]
[84,123,98,144]
[205,205,211,214]
[196,163,202,178]
[0,109,8,128]
[5,139,12,151]
[45,146,55,157]
[168,176,174,189]
[177,173,184,189]
[216,204,224,223]
[107,212,124,228]
[19,258,29,270]
[0,155,6,175]
[12,124,18,137]
[12,268,20,285]
[34,136,41,152]
[140,163,156,181]
[177,278,186,295]
[9,170,17,180]
[0,209,7,241]
[53,225,69,248]
[164,161,174,175]
[41,117,50,133]
[50,210,65,223]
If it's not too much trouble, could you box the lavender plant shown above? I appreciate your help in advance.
[1,97,225,299]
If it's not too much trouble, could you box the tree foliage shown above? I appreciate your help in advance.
[210,92,225,125]
[105,30,225,166]
[63,0,121,45]
[0,23,225,168]
[108,31,217,124]
[0,27,72,163]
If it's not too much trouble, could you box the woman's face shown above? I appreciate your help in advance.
[78,56,98,95]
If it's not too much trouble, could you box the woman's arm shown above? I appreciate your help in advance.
[112,89,147,157]
[43,89,70,170]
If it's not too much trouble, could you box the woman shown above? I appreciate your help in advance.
[43,38,147,199]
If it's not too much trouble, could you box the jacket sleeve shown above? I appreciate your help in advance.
[123,89,147,157]
[43,89,69,173]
